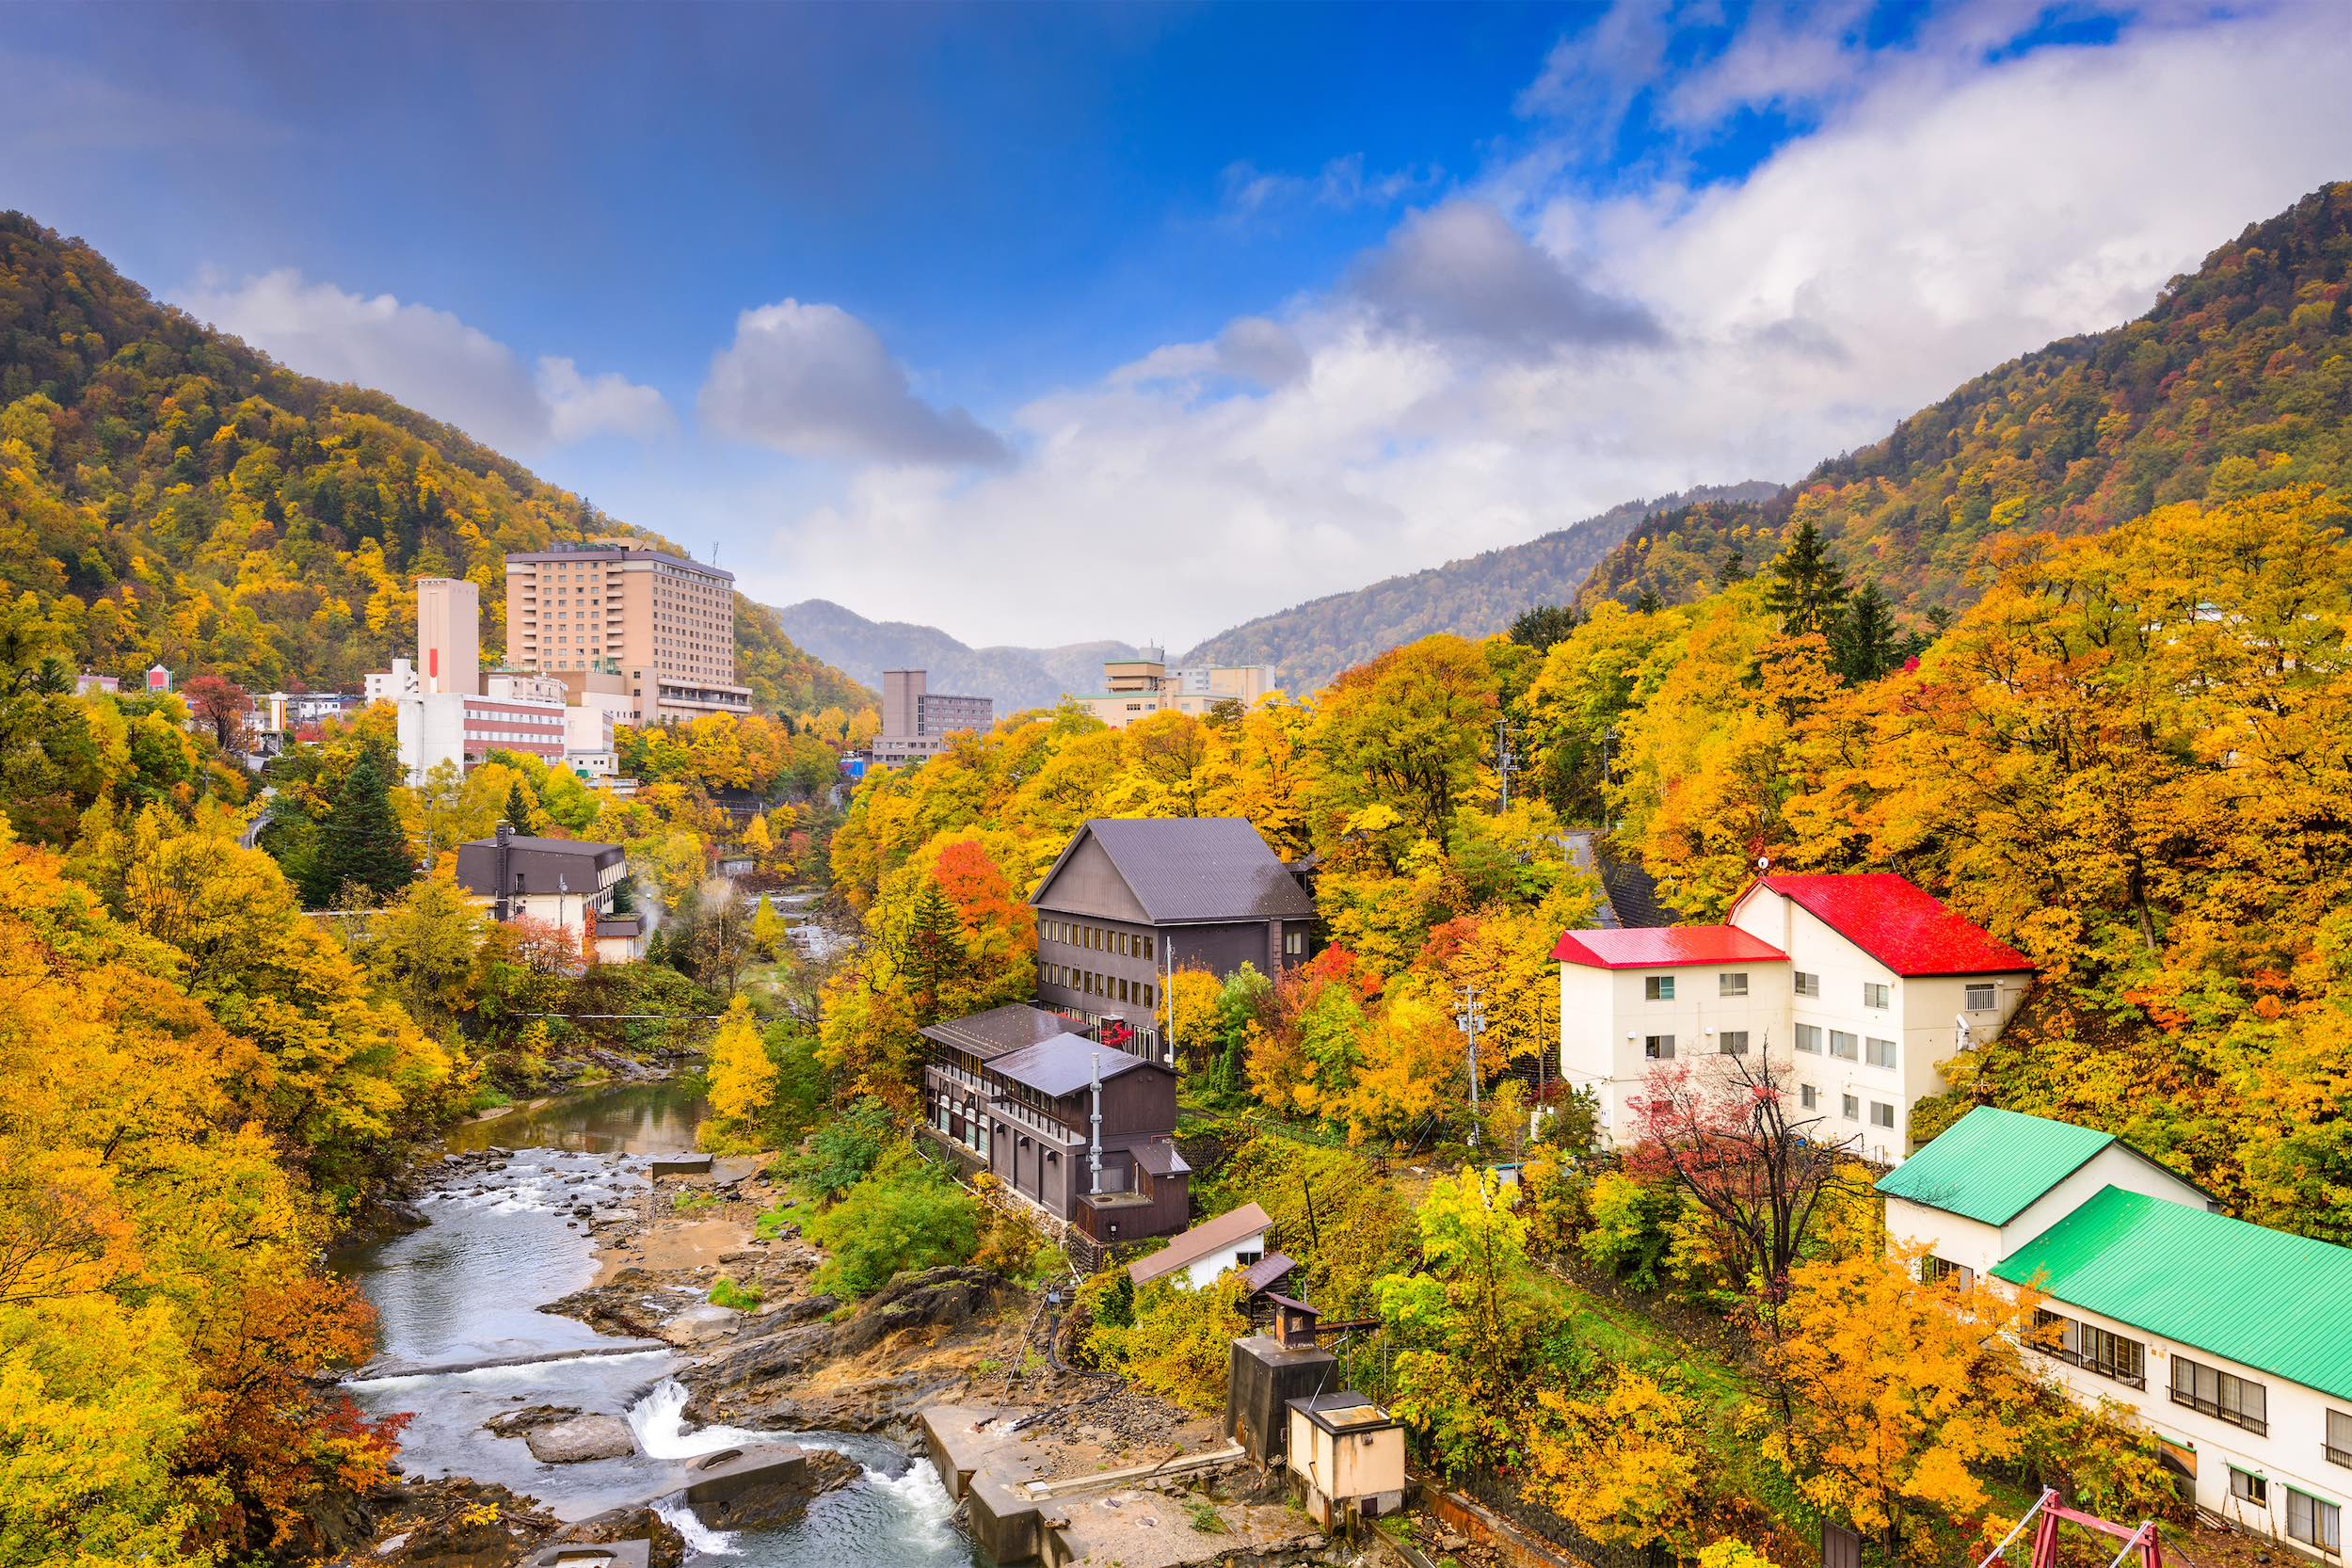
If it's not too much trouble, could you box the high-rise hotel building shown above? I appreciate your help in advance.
[504,542,751,725]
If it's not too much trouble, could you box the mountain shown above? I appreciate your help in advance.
[1578,180,2352,616]
[772,598,1144,712]
[1177,483,1779,696]
[0,213,872,715]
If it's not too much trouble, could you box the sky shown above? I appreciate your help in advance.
[6,1,2351,650]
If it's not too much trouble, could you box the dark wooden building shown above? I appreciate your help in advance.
[1030,817,1316,1062]
[919,1003,1190,1243]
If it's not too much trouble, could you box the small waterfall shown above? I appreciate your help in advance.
[627,1379,783,1460]
[653,1498,740,1559]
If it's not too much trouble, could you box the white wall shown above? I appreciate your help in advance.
[1178,1226,1270,1289]
[1560,960,1786,1145]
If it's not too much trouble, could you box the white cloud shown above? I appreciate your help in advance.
[1220,152,1443,219]
[737,4,2352,653]
[176,269,670,450]
[697,299,1009,468]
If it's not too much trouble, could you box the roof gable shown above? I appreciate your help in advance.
[919,1003,1083,1062]
[1875,1107,2116,1224]
[1032,817,1315,925]
[1128,1202,1272,1286]
[1742,872,2032,976]
[1553,925,1786,969]
[987,1035,1166,1097]
[1992,1186,2352,1401]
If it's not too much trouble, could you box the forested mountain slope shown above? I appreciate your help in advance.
[773,597,1143,712]
[0,213,871,713]
[1578,181,2352,615]
[1179,482,1776,696]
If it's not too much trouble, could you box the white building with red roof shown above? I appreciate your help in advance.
[1556,871,2034,1165]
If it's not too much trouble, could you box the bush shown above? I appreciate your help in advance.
[708,1275,763,1311]
[789,1096,895,1198]
[804,1146,980,1296]
[1080,1270,1249,1411]
[1579,1170,1687,1291]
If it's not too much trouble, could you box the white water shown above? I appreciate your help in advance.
[655,1499,741,1559]
[627,1378,792,1460]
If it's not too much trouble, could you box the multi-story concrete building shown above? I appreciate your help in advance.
[1067,651,1277,730]
[871,668,994,769]
[1030,816,1317,1063]
[1881,1108,2352,1558]
[415,577,481,695]
[1557,872,2035,1164]
[504,542,749,725]
[455,825,650,962]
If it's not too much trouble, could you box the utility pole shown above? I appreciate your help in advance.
[1495,719,1517,811]
[1459,984,1485,1150]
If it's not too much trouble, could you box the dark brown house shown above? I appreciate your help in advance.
[1031,817,1316,1062]
[920,1002,1189,1243]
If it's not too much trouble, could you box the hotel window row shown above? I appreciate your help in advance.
[1044,919,1155,960]
[1044,964,1155,1009]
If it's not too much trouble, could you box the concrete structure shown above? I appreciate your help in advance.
[504,541,748,724]
[415,577,481,695]
[1031,817,1317,1063]
[145,664,172,694]
[872,668,994,769]
[1286,1393,1405,1529]
[1226,1335,1338,1467]
[1127,1203,1272,1290]
[455,827,649,961]
[919,1002,1189,1244]
[390,665,569,784]
[1068,651,1277,729]
[1558,872,2035,1163]
[1882,1108,2351,1557]
[524,1543,650,1568]
[75,671,120,696]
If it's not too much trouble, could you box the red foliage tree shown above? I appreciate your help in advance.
[184,673,251,751]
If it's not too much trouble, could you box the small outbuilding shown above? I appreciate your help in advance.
[1286,1391,1405,1530]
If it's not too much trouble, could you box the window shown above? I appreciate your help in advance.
[1864,982,1891,1009]
[1645,975,1676,1000]
[2290,1490,2341,1554]
[1116,931,1129,956]
[2331,1410,2352,1469]
[2231,1468,2267,1507]
[1795,1023,1823,1054]
[2171,1356,2268,1435]
[1965,982,1997,1011]
[1644,1034,1676,1060]
[1922,1256,1974,1288]
[1141,935,1155,960]
[1139,984,1154,1008]
[1284,929,1307,956]
[1866,1037,1897,1068]
[1800,1084,1818,1111]
[1794,970,1820,999]
[1720,971,1749,997]
[1842,1094,1859,1120]
[2075,1322,2146,1388]
[1830,1030,1858,1061]
[1720,1030,1750,1056]
[1870,1101,1895,1129]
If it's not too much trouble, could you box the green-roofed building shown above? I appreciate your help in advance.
[1880,1106,2349,1557]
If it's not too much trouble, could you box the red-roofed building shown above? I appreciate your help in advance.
[1558,870,2033,1165]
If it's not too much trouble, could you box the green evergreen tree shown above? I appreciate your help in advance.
[1508,603,1580,653]
[505,779,535,833]
[308,745,415,905]
[1715,546,1747,586]
[896,876,969,1027]
[1831,581,1906,683]
[1633,585,1664,615]
[1763,519,1848,636]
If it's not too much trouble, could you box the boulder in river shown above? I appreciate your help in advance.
[680,1445,860,1529]
[522,1415,637,1464]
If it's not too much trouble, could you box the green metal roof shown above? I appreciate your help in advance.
[1992,1186,2352,1402]
[1874,1107,2118,1225]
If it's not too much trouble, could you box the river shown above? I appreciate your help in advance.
[341,1084,972,1566]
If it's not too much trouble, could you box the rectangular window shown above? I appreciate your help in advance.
[2232,1468,2267,1507]
[1922,1256,1974,1289]
[1800,1084,1818,1111]
[1795,970,1820,999]
[1965,982,1997,1011]
[2079,1323,2146,1389]
[1720,971,1749,997]
[1720,1031,1749,1056]
[1866,1037,1897,1068]
[1142,935,1155,960]
[1140,984,1154,1008]
[1864,982,1891,1009]
[1795,1023,1823,1054]
[2330,1409,2352,1468]
[2290,1490,2342,1554]
[1644,975,1676,1000]
[2171,1356,2268,1435]
[1842,1094,1859,1120]
[1830,1030,1858,1061]
[1284,929,1306,956]
[1870,1101,1895,1129]
[1644,1034,1675,1060]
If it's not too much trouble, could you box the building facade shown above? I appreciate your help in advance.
[415,577,481,695]
[1558,872,2035,1164]
[919,1002,1190,1244]
[504,542,749,724]
[872,668,994,769]
[1030,817,1316,1063]
[1882,1109,2350,1559]
[454,827,650,961]
[1067,652,1277,729]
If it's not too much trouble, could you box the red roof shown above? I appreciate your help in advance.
[1743,873,2032,976]
[1551,926,1787,969]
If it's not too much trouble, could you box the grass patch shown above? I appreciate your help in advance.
[708,1275,763,1311]
[753,1200,808,1239]
[671,1189,721,1214]
[1180,1496,1224,1534]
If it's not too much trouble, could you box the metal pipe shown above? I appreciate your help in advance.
[1089,1051,1103,1196]
[1976,1490,2053,1568]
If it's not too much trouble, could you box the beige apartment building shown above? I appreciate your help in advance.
[1070,651,1276,729]
[415,577,481,696]
[504,542,751,724]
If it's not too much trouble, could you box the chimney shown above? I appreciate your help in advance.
[494,821,513,922]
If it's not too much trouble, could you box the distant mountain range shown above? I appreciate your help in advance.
[770,600,1146,713]
[1176,483,1780,696]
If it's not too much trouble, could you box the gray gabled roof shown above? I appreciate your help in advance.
[987,1034,1163,1098]
[920,1003,1084,1062]
[1127,1202,1273,1286]
[1032,817,1316,924]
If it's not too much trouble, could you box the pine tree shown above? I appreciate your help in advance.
[1633,585,1664,615]
[308,746,415,905]
[1831,581,1905,683]
[1509,603,1580,652]
[1715,546,1747,586]
[505,779,535,833]
[1763,518,1849,636]
[896,876,969,1028]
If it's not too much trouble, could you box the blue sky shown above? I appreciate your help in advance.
[6,2,2348,647]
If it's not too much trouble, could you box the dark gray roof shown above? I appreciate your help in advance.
[987,1034,1159,1097]
[1241,1252,1298,1292]
[1561,828,1680,929]
[1034,817,1316,924]
[455,836,624,898]
[1134,1141,1192,1177]
[920,1003,1084,1063]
